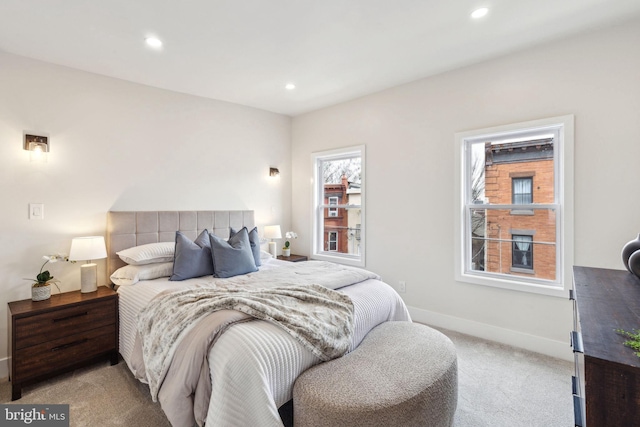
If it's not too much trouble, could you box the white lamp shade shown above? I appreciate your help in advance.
[264,225,282,239]
[69,236,107,261]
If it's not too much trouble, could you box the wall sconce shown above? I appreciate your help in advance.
[269,167,280,177]
[24,133,49,163]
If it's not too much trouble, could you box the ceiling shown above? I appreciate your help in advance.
[1,0,640,117]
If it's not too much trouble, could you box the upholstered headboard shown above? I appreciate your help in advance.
[106,210,255,279]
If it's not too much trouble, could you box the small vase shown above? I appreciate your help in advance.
[622,234,640,273]
[32,284,51,301]
[282,248,291,257]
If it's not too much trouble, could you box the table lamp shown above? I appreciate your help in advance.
[69,236,107,293]
[264,225,282,257]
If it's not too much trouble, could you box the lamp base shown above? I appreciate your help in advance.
[80,263,98,293]
[268,241,277,258]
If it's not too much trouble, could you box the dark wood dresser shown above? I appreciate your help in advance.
[571,266,640,426]
[8,286,119,400]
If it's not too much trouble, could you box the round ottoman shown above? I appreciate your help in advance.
[293,321,457,427]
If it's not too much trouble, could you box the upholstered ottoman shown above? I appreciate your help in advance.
[293,321,457,427]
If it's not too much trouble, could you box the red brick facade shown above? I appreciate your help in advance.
[323,176,349,253]
[483,139,556,280]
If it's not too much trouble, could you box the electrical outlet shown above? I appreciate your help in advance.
[398,281,406,293]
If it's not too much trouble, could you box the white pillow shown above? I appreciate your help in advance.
[260,249,273,264]
[110,262,173,286]
[117,242,175,265]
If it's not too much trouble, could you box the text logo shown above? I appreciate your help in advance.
[0,404,69,426]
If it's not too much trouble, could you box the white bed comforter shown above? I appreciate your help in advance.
[117,260,411,427]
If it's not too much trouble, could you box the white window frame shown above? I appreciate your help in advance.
[454,115,574,297]
[312,145,365,267]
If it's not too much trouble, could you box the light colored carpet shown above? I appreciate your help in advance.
[443,328,573,427]
[0,327,573,426]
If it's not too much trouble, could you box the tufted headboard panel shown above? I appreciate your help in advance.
[106,210,255,279]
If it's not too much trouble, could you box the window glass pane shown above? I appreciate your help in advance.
[321,157,361,186]
[469,137,555,204]
[323,207,362,254]
[468,208,556,281]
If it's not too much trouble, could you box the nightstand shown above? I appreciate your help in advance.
[8,286,119,401]
[277,254,308,262]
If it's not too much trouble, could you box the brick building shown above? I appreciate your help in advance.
[482,138,555,280]
[323,176,361,254]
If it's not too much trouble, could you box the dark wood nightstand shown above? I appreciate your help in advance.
[8,286,119,401]
[277,254,308,262]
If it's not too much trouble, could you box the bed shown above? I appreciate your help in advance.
[107,210,411,427]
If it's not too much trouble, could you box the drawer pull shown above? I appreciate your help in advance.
[571,331,584,353]
[51,338,89,352]
[573,394,585,427]
[53,311,88,322]
[572,375,580,395]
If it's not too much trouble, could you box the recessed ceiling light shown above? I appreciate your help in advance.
[471,7,489,19]
[285,83,296,90]
[145,37,163,48]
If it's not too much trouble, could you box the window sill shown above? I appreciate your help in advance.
[510,210,534,216]
[456,271,567,298]
[510,267,535,275]
[311,252,364,268]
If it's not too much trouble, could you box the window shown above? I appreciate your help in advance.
[328,232,338,251]
[312,145,365,267]
[512,177,533,204]
[454,115,574,296]
[328,197,339,217]
[512,235,533,270]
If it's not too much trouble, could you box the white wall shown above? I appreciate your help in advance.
[292,17,640,360]
[0,52,292,377]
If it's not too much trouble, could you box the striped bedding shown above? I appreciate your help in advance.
[117,259,411,427]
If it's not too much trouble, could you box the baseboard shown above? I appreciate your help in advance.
[0,357,8,381]
[408,306,573,362]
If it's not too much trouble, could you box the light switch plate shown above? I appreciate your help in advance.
[29,203,44,220]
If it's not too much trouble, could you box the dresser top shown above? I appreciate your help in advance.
[573,266,640,368]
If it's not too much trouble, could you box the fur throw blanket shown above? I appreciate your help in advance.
[137,281,356,399]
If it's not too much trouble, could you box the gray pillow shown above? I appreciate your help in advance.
[170,230,214,281]
[230,226,261,267]
[210,228,258,278]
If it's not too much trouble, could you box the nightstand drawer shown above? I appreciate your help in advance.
[14,298,116,350]
[13,325,116,380]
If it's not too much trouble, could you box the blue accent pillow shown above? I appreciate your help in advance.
[230,226,261,267]
[210,227,258,278]
[169,230,214,281]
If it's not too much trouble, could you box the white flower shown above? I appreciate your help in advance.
[43,254,68,263]
[283,231,298,250]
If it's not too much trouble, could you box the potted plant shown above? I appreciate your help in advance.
[282,231,297,257]
[26,255,66,301]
